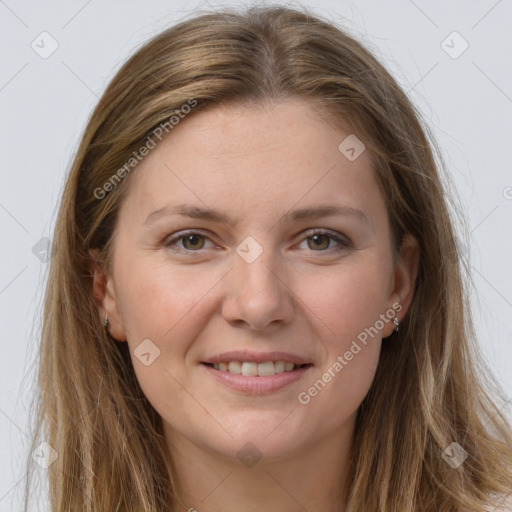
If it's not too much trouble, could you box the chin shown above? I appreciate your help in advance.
[209,415,310,463]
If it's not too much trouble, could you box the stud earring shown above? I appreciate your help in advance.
[102,315,109,329]
[393,317,400,332]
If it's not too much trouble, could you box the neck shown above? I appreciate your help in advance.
[164,417,355,512]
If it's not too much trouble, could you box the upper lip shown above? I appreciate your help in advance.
[202,350,312,365]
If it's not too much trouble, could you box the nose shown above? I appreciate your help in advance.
[220,243,295,331]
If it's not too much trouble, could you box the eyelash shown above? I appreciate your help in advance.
[163,229,351,255]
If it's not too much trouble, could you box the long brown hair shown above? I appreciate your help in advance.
[26,5,512,511]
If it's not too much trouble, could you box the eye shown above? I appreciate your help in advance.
[298,230,351,253]
[163,229,351,255]
[164,231,215,252]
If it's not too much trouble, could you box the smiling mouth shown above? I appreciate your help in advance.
[202,361,312,377]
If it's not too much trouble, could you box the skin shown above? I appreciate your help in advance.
[92,98,419,511]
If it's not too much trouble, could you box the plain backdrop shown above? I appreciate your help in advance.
[1,0,511,509]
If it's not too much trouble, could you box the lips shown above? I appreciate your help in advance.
[201,350,313,393]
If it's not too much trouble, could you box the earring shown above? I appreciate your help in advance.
[102,315,109,329]
[393,317,400,332]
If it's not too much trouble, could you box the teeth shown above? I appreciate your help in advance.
[274,361,285,373]
[228,361,242,374]
[241,362,258,376]
[257,361,275,376]
[211,360,302,376]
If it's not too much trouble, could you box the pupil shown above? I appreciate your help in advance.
[185,235,203,249]
[311,234,328,250]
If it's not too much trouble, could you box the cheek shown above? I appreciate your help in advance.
[296,272,386,430]
[114,256,220,342]
[112,258,221,416]
[297,258,391,405]
[307,258,392,341]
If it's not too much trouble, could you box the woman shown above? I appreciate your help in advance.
[26,5,512,511]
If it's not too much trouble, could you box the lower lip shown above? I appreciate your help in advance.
[201,363,313,394]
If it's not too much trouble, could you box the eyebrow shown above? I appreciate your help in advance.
[144,203,369,227]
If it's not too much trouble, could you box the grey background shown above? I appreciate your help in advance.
[1,0,511,509]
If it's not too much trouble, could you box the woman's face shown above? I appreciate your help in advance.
[96,98,417,462]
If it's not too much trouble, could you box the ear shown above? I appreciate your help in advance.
[89,249,127,342]
[382,233,419,338]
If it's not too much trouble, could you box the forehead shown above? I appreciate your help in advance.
[119,98,384,225]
